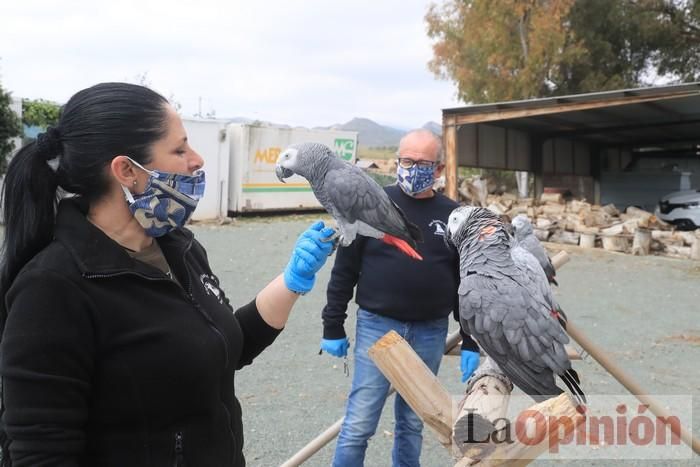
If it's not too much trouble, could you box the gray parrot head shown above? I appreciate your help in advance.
[445,206,506,249]
[511,214,533,240]
[275,142,335,183]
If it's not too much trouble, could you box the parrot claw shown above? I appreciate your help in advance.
[320,229,341,255]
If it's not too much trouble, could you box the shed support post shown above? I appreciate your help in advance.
[444,121,459,201]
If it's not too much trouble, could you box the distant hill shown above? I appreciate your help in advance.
[317,117,405,147]
[219,116,441,147]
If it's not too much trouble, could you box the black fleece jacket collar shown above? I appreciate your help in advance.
[54,197,192,279]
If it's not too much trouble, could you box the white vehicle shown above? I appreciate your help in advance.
[655,190,700,230]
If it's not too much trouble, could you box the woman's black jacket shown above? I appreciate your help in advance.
[0,198,281,466]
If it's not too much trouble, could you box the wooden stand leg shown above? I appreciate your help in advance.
[452,357,513,459]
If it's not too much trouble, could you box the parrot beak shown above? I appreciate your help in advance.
[275,164,293,183]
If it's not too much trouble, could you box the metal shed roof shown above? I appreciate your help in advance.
[443,82,700,147]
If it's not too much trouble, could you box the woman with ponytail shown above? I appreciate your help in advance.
[0,83,335,466]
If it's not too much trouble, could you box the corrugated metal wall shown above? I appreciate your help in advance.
[457,123,594,176]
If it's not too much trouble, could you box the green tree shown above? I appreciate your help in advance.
[21,98,60,129]
[426,0,700,103]
[0,83,22,174]
[646,0,700,81]
[426,0,584,103]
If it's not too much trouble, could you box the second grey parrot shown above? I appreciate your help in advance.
[275,142,423,260]
[511,214,558,285]
[445,206,585,405]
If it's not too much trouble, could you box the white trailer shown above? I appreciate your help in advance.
[227,124,357,214]
[181,118,231,220]
[182,119,358,218]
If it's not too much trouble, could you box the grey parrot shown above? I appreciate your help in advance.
[275,142,424,260]
[511,214,558,285]
[445,206,585,405]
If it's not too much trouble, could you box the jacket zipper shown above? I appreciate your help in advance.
[84,240,236,460]
[173,431,184,467]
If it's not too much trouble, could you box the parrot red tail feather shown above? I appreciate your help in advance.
[381,234,423,260]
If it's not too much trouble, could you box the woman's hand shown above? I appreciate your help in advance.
[283,221,336,294]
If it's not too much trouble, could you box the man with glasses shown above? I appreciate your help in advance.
[320,129,479,467]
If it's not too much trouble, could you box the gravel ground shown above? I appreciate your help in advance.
[1,211,696,466]
[191,216,700,467]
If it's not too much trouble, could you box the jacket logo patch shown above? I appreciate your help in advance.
[429,220,447,237]
[200,274,224,304]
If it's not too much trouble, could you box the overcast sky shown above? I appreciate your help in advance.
[0,0,464,129]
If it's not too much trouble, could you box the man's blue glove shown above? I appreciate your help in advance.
[320,337,350,358]
[460,350,480,383]
[284,221,336,294]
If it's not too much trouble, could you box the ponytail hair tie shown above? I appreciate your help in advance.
[35,126,63,159]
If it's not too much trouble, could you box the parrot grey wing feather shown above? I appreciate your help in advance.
[324,165,418,243]
[522,233,557,282]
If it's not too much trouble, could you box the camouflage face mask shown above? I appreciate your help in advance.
[121,157,206,237]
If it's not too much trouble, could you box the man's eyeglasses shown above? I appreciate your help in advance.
[396,157,437,169]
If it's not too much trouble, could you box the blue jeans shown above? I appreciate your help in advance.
[332,308,449,467]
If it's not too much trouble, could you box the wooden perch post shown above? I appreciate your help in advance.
[454,394,586,467]
[368,330,454,446]
[452,357,513,460]
[368,332,585,465]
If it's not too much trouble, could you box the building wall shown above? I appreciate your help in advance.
[457,124,594,176]
[457,124,532,171]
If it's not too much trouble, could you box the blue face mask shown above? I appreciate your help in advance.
[397,164,435,197]
[121,158,206,237]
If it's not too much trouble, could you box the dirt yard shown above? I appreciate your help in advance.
[190,216,699,467]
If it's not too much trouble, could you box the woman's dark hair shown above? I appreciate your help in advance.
[0,82,170,465]
[0,82,169,325]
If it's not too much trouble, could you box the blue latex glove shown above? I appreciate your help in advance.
[320,337,350,358]
[460,350,480,383]
[284,221,336,294]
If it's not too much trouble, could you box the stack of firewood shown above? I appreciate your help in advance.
[461,188,700,260]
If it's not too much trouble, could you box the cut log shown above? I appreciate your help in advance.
[368,330,453,446]
[631,228,651,255]
[651,230,678,241]
[691,234,700,261]
[540,192,563,204]
[540,204,566,216]
[534,217,552,230]
[664,245,691,258]
[487,202,508,216]
[549,231,580,245]
[567,200,591,214]
[579,233,596,249]
[601,203,620,217]
[583,211,610,227]
[533,229,551,242]
[601,223,624,236]
[625,206,653,225]
[601,235,630,253]
[573,223,600,235]
[550,251,569,270]
[678,231,697,246]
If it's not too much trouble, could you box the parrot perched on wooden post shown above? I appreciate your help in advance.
[445,206,585,405]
